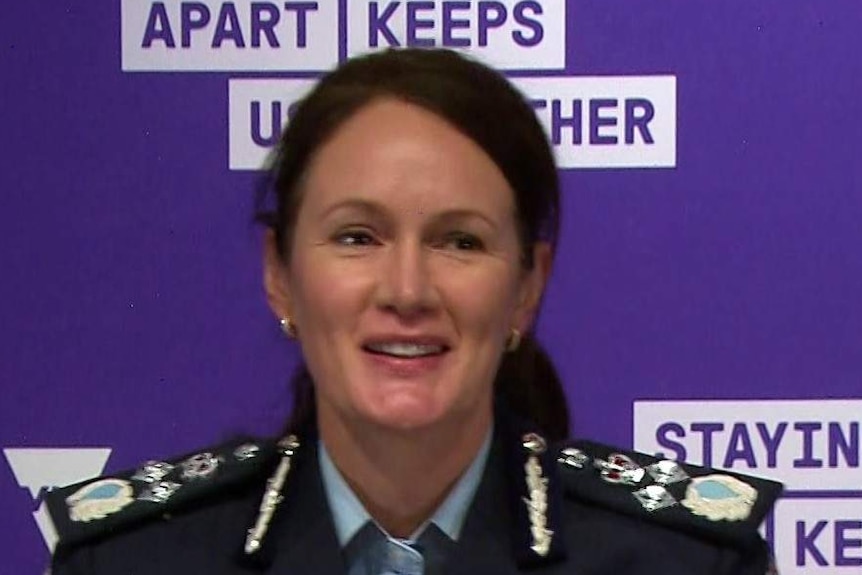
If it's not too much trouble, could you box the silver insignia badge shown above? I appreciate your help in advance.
[633,484,677,512]
[522,432,547,455]
[245,434,301,555]
[66,479,134,522]
[138,480,182,504]
[131,461,175,484]
[234,443,260,461]
[595,453,645,485]
[646,459,689,486]
[557,447,589,469]
[522,433,553,556]
[181,452,221,480]
[682,474,758,521]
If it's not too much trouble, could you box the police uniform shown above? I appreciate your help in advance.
[46,408,782,575]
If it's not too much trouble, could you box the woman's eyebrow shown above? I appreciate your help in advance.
[319,199,386,220]
[430,209,500,232]
[320,200,499,231]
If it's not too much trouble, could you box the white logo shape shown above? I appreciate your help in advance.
[4,448,111,551]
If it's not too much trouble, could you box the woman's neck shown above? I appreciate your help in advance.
[318,408,493,538]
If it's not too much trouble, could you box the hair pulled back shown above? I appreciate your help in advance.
[256,48,570,441]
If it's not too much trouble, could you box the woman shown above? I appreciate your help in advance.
[47,48,780,575]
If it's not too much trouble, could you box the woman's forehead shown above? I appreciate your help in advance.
[299,99,515,216]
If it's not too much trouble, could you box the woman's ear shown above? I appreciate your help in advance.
[262,230,293,321]
[514,242,553,332]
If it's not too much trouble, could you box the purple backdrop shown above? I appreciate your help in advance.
[2,2,861,573]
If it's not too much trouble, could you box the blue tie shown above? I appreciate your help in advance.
[344,522,454,575]
[377,536,424,575]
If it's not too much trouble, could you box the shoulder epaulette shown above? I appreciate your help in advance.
[45,437,278,553]
[555,439,783,551]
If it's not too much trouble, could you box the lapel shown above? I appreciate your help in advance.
[237,437,346,575]
[447,409,571,575]
[446,435,523,575]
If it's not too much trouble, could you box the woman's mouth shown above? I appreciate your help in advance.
[363,342,447,358]
[361,340,451,377]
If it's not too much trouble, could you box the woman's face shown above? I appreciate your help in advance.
[265,98,548,434]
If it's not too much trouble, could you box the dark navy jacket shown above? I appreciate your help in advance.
[48,415,781,575]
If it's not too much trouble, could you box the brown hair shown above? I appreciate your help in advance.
[257,48,570,441]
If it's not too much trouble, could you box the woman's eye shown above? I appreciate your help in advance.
[334,230,377,247]
[443,233,484,251]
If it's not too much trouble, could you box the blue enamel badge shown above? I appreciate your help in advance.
[66,478,134,522]
[682,474,758,521]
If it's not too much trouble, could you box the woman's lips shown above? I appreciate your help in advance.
[362,347,449,378]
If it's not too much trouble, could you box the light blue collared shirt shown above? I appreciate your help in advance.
[319,429,492,573]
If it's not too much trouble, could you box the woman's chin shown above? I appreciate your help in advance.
[359,392,449,432]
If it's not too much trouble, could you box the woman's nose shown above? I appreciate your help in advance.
[375,240,439,318]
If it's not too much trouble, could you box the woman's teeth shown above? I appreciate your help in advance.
[365,342,444,358]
